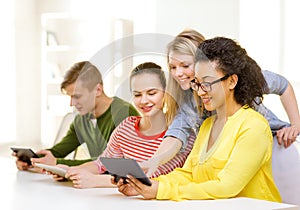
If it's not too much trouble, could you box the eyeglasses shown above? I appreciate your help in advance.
[190,74,230,92]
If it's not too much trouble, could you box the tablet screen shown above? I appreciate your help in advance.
[100,157,152,186]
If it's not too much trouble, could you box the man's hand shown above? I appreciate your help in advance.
[31,150,57,165]
[12,152,31,171]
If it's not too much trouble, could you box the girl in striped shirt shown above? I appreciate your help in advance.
[60,62,195,188]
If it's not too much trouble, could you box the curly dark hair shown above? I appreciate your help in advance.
[195,37,269,108]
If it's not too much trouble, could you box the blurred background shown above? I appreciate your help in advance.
[1,0,299,150]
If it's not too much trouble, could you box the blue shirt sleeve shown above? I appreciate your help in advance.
[164,90,200,150]
[255,70,290,132]
[262,70,288,95]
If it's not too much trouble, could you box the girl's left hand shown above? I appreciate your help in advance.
[123,175,158,200]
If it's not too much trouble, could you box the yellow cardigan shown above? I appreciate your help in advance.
[155,107,281,202]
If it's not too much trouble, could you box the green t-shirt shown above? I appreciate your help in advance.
[48,97,139,166]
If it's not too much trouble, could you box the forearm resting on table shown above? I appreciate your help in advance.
[94,174,116,188]
[77,161,99,174]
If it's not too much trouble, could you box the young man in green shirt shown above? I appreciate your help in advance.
[15,61,139,169]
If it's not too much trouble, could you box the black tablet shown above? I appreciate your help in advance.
[100,157,152,186]
[10,147,39,165]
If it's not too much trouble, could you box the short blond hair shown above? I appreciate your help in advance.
[61,61,103,92]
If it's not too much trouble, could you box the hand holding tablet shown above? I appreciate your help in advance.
[100,157,152,186]
[10,147,39,165]
[34,163,67,178]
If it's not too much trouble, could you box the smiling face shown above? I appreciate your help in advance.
[194,61,230,112]
[168,51,195,90]
[131,73,165,117]
[64,80,98,115]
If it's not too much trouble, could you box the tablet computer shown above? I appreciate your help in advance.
[34,163,67,178]
[100,157,152,186]
[10,147,39,165]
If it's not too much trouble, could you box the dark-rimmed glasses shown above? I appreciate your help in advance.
[190,74,230,92]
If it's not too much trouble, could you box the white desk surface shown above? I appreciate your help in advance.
[1,157,299,210]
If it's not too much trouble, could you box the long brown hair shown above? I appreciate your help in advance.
[130,62,174,126]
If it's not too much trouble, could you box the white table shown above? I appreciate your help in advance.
[1,157,298,210]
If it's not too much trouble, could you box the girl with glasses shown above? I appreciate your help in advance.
[142,29,300,177]
[116,30,300,204]
[115,37,281,202]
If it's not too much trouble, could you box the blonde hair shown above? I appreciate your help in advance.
[164,29,205,124]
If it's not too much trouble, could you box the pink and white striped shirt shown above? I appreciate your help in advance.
[94,116,195,178]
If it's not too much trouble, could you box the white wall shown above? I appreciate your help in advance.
[10,0,299,146]
[34,0,159,145]
[15,0,41,145]
[155,0,240,39]
[238,0,300,122]
[0,0,16,143]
